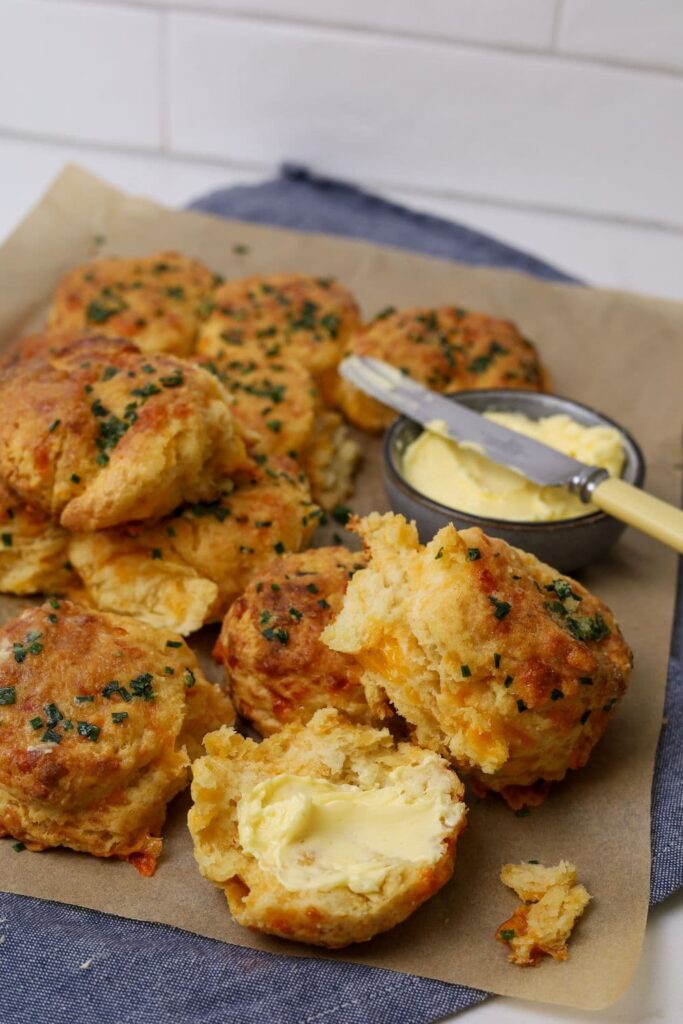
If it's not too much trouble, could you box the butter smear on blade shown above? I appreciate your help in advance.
[237,770,461,893]
[402,411,625,522]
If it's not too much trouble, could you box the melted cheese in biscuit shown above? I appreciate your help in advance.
[402,412,625,522]
[237,769,462,894]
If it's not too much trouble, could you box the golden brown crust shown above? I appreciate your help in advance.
[0,600,233,871]
[192,349,360,510]
[0,329,92,370]
[215,547,372,735]
[68,456,319,634]
[0,335,247,531]
[334,306,547,431]
[322,513,632,804]
[47,250,217,356]
[196,274,360,386]
[189,708,467,947]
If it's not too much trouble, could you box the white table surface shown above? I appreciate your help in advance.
[1,153,681,1024]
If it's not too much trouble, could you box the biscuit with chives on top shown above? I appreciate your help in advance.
[322,512,632,807]
[0,600,234,874]
[48,250,218,356]
[0,335,247,532]
[333,306,548,432]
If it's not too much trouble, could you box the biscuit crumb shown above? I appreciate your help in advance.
[79,959,93,970]
[496,860,590,966]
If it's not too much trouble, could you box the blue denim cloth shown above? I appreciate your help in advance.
[2,166,680,1024]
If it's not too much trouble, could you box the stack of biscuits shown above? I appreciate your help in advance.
[0,248,629,957]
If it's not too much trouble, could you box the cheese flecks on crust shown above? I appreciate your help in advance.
[496,860,591,966]
[322,512,632,805]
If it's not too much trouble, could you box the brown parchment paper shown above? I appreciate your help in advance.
[0,165,681,1011]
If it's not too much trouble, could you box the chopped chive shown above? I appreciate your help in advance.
[166,640,182,648]
[273,541,285,555]
[579,676,593,686]
[41,728,61,744]
[317,598,330,610]
[1,533,12,548]
[461,665,471,678]
[29,717,43,730]
[12,842,26,852]
[493,652,501,668]
[151,548,163,560]
[76,721,100,742]
[183,668,196,689]
[0,687,16,705]
[500,929,516,941]
[435,547,444,560]
[331,504,352,525]
[112,712,128,724]
[306,583,319,594]
[289,607,303,621]
[580,709,592,725]
[47,419,61,433]
[504,675,514,688]
[467,547,481,561]
[550,688,564,701]
[74,695,94,704]
[489,596,511,620]
[70,473,81,484]
[516,699,528,713]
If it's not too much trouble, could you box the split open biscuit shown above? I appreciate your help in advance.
[0,600,234,873]
[188,707,467,948]
[322,513,632,807]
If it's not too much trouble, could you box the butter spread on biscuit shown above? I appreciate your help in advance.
[237,769,463,894]
[402,412,624,522]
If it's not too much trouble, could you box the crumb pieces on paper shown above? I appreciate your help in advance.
[496,860,591,966]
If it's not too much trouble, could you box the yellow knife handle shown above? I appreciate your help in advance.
[591,477,683,554]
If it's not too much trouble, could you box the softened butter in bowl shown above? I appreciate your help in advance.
[402,412,625,523]
[382,389,646,572]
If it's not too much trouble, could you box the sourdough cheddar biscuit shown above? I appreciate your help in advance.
[196,273,360,400]
[322,513,632,806]
[195,349,360,510]
[68,456,319,634]
[335,306,547,431]
[48,250,217,355]
[0,601,233,873]
[0,336,246,531]
[189,708,467,947]
[215,547,371,735]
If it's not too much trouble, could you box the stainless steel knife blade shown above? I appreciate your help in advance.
[339,356,608,498]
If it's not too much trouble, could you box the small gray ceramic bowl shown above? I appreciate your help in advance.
[383,389,645,573]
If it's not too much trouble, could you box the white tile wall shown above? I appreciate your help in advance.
[167,12,683,227]
[559,0,683,74]
[2,0,683,303]
[0,0,162,148]
[127,0,557,50]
